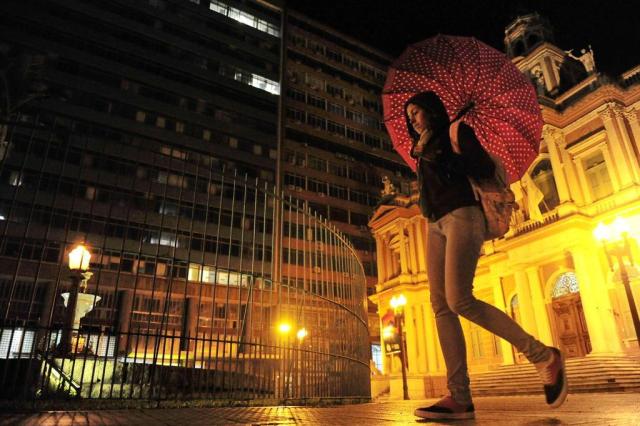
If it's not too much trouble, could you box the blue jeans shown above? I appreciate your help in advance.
[426,206,550,405]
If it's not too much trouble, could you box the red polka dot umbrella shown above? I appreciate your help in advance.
[383,35,543,183]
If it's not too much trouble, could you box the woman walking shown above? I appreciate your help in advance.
[405,91,568,420]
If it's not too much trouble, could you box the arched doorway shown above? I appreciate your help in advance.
[550,272,591,358]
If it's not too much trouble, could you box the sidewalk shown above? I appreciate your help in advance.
[1,393,638,425]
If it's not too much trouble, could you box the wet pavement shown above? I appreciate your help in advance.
[1,392,639,425]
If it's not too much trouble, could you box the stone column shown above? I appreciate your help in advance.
[406,223,419,275]
[492,277,515,365]
[623,107,640,156]
[526,267,554,345]
[612,106,640,182]
[514,270,539,338]
[422,298,440,373]
[542,126,571,203]
[571,245,624,354]
[398,226,410,275]
[414,219,427,273]
[374,235,387,283]
[599,104,635,188]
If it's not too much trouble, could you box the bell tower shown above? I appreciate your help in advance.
[504,13,564,97]
[504,13,554,59]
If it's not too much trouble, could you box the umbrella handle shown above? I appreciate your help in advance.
[451,101,475,123]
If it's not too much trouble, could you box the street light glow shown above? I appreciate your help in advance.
[612,217,630,238]
[382,325,395,341]
[296,328,308,340]
[278,322,292,334]
[68,245,91,271]
[390,294,407,310]
[593,222,610,242]
[595,217,631,243]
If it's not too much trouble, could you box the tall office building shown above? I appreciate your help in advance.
[0,0,372,402]
[282,11,413,353]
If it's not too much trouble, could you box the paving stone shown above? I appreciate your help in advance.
[1,393,638,425]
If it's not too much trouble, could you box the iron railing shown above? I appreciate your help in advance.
[0,114,371,406]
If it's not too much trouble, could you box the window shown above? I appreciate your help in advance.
[329,206,348,223]
[327,120,345,136]
[346,110,363,123]
[284,173,305,189]
[328,102,344,116]
[326,84,343,99]
[584,151,613,201]
[286,107,305,123]
[364,115,380,130]
[350,189,368,205]
[365,134,381,149]
[307,114,326,130]
[308,178,327,195]
[350,212,368,226]
[209,0,280,37]
[308,155,327,172]
[307,94,326,110]
[326,48,342,62]
[551,272,580,299]
[286,88,305,103]
[330,162,348,178]
[329,184,348,200]
[346,127,363,142]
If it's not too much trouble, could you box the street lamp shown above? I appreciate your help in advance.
[594,217,640,348]
[57,244,94,355]
[390,294,409,400]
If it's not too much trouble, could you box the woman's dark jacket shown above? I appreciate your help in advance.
[412,123,495,222]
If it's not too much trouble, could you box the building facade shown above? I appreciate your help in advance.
[0,0,371,402]
[369,14,640,399]
[282,11,413,358]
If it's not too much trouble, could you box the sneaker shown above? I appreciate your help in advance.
[414,395,475,420]
[534,347,568,408]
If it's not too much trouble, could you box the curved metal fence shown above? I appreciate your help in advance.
[0,115,371,406]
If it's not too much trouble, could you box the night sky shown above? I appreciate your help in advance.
[287,0,640,76]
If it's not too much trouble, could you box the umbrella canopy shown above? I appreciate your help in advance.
[382,35,543,183]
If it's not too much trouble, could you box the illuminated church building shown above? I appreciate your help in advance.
[369,14,640,398]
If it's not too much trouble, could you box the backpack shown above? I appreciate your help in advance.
[449,121,518,241]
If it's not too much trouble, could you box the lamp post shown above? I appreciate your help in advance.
[58,245,93,355]
[594,218,640,348]
[390,294,409,400]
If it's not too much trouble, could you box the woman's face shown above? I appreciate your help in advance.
[406,103,431,136]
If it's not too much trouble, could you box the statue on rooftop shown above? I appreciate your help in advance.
[565,45,596,74]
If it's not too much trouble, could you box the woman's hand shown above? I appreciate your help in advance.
[411,129,432,157]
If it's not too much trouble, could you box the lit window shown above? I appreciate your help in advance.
[209,0,280,37]
[136,111,146,122]
[552,272,580,299]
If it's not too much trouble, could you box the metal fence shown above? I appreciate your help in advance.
[0,114,371,406]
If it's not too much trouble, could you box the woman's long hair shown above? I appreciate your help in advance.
[404,91,449,143]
